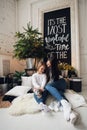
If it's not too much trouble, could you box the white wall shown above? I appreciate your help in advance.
[0,0,15,75]
[17,0,87,86]
[17,0,32,32]
[0,0,16,55]
[79,0,87,86]
[0,0,16,75]
[0,0,26,76]
[17,0,40,32]
[17,1,80,68]
[0,0,87,86]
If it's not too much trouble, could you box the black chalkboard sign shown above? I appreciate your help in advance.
[44,7,71,64]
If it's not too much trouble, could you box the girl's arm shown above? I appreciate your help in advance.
[32,74,40,89]
[41,74,47,89]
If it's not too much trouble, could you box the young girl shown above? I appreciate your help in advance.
[32,60,50,112]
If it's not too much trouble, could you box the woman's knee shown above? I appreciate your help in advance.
[59,78,67,88]
[62,79,67,88]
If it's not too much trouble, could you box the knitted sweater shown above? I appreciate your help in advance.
[32,72,47,90]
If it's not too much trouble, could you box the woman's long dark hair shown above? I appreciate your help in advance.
[46,54,60,81]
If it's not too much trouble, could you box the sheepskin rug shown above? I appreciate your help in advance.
[8,94,40,116]
[8,90,87,116]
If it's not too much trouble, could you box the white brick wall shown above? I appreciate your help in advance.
[0,0,16,55]
[0,0,25,76]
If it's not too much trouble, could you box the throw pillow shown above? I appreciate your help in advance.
[5,86,30,97]
[21,76,33,88]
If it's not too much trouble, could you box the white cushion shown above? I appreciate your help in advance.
[5,86,31,96]
[21,76,33,88]
[5,76,33,97]
[5,76,33,96]
[64,89,87,108]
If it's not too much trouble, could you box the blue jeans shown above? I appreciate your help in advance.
[34,89,48,104]
[45,78,67,101]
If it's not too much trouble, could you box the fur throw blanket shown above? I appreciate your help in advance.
[8,89,87,116]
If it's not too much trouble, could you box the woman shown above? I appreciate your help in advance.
[32,60,50,112]
[45,56,78,124]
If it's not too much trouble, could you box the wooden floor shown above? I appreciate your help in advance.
[0,96,11,108]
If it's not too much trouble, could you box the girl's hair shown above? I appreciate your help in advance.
[36,60,46,70]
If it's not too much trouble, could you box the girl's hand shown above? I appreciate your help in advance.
[39,88,44,92]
